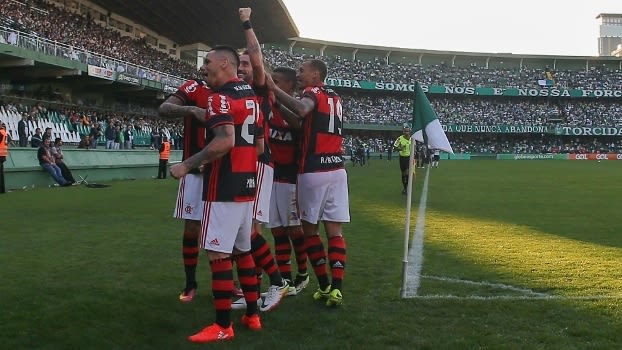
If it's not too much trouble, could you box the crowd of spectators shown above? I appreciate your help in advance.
[448,135,622,154]
[0,0,196,78]
[260,48,622,127]
[4,92,622,155]
[3,0,622,91]
[340,94,622,127]
[1,1,622,156]
[0,97,183,150]
[3,1,622,92]
[263,47,622,91]
[343,134,622,156]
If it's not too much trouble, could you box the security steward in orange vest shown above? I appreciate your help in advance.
[0,121,9,193]
[157,136,171,179]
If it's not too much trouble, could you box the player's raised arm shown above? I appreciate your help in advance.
[239,7,265,86]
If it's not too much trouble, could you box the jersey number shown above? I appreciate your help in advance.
[242,100,259,145]
[327,97,342,135]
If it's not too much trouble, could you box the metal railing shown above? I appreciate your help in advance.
[0,25,185,88]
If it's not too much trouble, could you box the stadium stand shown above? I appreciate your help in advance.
[339,94,622,127]
[262,47,622,91]
[0,97,183,149]
[0,0,620,157]
[0,0,196,78]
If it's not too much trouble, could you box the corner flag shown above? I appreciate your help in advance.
[411,82,453,154]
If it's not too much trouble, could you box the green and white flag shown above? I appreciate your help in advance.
[411,82,453,154]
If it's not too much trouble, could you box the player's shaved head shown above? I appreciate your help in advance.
[210,45,240,69]
[307,59,328,81]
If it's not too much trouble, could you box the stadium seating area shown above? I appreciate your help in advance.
[1,103,80,143]
[344,134,622,156]
[3,1,622,92]
[0,98,183,148]
[262,48,622,90]
[1,0,621,155]
[340,94,622,127]
[0,0,196,78]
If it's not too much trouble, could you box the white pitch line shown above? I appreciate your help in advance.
[404,166,431,296]
[403,294,622,301]
[399,167,622,302]
[422,275,550,297]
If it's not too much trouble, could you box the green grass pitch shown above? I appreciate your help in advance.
[2,159,622,349]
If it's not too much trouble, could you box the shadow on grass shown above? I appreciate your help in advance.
[424,161,622,249]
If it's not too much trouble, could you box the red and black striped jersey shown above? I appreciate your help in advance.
[202,78,260,203]
[253,83,272,166]
[173,79,210,169]
[268,106,298,183]
[299,84,344,173]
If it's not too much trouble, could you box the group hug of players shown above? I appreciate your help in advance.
[157,8,349,343]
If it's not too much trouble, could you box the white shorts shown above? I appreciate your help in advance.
[253,162,273,223]
[267,181,300,228]
[173,173,204,221]
[200,201,253,253]
[297,169,350,224]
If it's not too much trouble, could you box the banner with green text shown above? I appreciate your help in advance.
[443,124,551,133]
[325,77,622,98]
[553,126,622,136]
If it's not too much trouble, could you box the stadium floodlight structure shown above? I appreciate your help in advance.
[596,13,622,56]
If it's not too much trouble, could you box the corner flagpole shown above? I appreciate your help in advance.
[400,135,417,298]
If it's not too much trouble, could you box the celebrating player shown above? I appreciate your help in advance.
[157,60,210,303]
[266,59,349,307]
[170,46,262,343]
[266,66,310,295]
[235,7,290,312]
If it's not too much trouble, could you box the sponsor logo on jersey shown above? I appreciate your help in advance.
[184,81,199,93]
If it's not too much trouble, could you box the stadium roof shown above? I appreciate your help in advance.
[596,13,622,19]
[88,0,299,47]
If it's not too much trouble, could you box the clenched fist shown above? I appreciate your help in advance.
[239,8,251,22]
[170,162,189,180]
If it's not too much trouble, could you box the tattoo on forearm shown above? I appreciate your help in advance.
[158,104,188,118]
[247,39,260,53]
[184,146,210,170]
[182,125,234,170]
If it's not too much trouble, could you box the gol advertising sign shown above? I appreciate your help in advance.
[568,153,622,160]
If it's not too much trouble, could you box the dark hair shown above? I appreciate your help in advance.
[273,66,297,83]
[54,137,62,143]
[308,59,328,81]
[43,135,51,141]
[211,45,240,68]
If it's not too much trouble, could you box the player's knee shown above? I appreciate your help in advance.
[207,251,231,261]
[323,221,343,237]
[184,220,201,237]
